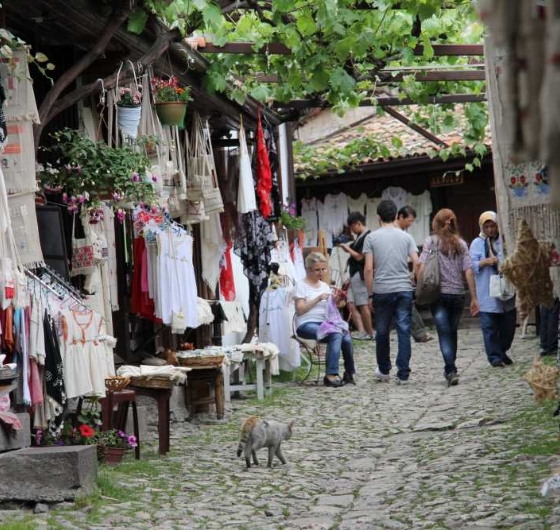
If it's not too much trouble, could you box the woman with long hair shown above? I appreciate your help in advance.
[417,209,479,387]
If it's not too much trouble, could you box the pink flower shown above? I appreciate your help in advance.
[75,165,82,173]
[65,164,73,172]
[62,193,68,203]
[69,195,77,204]
[77,195,85,204]
[112,192,122,202]
[152,175,158,183]
[131,172,141,182]
[116,209,126,223]
[127,435,137,448]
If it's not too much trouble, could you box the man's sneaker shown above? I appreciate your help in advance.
[445,371,459,387]
[375,367,391,382]
[395,377,409,385]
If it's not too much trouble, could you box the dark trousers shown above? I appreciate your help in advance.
[539,299,560,354]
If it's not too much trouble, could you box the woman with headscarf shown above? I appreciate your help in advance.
[469,211,516,368]
[417,209,479,387]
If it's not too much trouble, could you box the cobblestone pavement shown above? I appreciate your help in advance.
[3,327,560,529]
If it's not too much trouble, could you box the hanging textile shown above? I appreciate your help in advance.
[219,242,236,301]
[201,213,224,293]
[255,109,273,219]
[237,118,257,214]
[234,210,275,306]
[264,124,282,220]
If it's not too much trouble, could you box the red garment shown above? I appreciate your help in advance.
[130,237,157,321]
[255,108,273,219]
[219,243,236,301]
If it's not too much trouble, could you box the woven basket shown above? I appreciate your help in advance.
[129,375,174,389]
[177,355,224,368]
[105,376,130,392]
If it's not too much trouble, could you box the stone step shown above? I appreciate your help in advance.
[0,413,30,453]
[0,445,97,502]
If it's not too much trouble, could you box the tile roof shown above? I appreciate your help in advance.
[294,105,492,176]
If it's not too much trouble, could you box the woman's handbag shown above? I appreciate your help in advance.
[489,273,516,301]
[416,235,441,305]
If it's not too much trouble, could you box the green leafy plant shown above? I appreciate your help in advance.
[90,429,138,450]
[38,128,158,222]
[151,75,192,103]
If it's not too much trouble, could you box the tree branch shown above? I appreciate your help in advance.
[36,6,133,144]
[42,28,181,136]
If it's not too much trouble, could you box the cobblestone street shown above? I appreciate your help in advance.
[3,327,560,529]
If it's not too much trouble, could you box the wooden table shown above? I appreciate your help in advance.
[223,353,273,402]
[184,367,225,420]
[127,385,172,455]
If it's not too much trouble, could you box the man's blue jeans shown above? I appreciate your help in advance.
[430,294,465,375]
[296,322,355,376]
[372,291,413,380]
[479,309,517,365]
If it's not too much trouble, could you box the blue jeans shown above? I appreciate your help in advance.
[372,291,413,380]
[479,309,517,364]
[430,294,465,375]
[296,322,355,376]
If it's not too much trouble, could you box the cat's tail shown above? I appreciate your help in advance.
[237,416,259,457]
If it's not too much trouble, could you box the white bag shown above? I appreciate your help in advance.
[489,273,516,301]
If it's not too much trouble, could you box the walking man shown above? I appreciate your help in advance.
[395,205,433,343]
[340,212,373,340]
[364,200,419,384]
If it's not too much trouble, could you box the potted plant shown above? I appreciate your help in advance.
[116,86,143,141]
[38,128,158,223]
[151,75,191,126]
[90,429,138,465]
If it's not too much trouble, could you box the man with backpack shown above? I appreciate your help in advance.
[363,200,419,384]
[340,212,374,340]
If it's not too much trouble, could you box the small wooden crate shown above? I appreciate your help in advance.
[129,375,174,389]
[177,355,224,368]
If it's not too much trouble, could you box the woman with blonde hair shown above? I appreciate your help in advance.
[294,252,356,387]
[417,209,479,387]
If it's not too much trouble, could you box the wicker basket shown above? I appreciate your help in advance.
[177,355,224,368]
[129,375,174,389]
[105,376,130,392]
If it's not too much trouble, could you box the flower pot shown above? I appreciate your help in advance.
[117,105,142,140]
[155,102,187,127]
[102,446,125,466]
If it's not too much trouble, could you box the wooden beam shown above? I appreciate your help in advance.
[198,41,291,54]
[379,70,486,82]
[198,41,483,57]
[273,93,487,110]
[384,106,449,148]
[414,44,484,56]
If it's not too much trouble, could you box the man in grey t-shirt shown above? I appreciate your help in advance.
[363,200,419,384]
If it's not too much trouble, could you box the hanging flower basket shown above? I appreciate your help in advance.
[116,105,142,140]
[155,101,187,127]
[101,446,126,466]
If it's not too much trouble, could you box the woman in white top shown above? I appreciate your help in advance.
[294,252,355,387]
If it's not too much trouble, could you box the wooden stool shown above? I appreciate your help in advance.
[185,367,225,420]
[99,389,140,460]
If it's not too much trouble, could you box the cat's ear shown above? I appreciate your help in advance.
[288,420,295,433]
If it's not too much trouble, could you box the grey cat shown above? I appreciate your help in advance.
[237,416,294,468]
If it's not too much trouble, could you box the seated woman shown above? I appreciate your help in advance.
[293,251,356,387]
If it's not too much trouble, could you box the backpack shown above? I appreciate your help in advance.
[347,230,371,280]
[415,235,441,305]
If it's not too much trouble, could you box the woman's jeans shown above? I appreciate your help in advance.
[372,291,413,380]
[296,322,355,376]
[479,309,517,364]
[430,294,465,375]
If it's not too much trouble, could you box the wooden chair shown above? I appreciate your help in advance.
[291,316,325,385]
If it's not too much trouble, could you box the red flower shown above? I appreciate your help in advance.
[79,424,95,438]
[510,177,516,184]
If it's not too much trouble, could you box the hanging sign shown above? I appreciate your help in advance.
[430,172,464,188]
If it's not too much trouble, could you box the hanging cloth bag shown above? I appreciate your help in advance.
[187,113,208,200]
[489,273,516,301]
[416,235,441,305]
[70,214,96,277]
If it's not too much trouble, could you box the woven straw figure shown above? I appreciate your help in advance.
[523,357,559,403]
[501,220,554,319]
